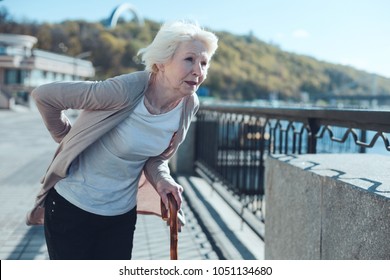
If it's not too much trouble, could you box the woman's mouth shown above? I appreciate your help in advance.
[185,81,197,86]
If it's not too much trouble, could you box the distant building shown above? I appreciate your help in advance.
[0,33,95,109]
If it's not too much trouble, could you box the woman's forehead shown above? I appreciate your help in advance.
[176,40,210,57]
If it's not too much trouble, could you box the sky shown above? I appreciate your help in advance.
[2,0,390,78]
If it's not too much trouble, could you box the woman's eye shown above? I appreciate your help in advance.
[185,57,194,62]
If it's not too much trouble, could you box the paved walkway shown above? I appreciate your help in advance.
[0,110,219,260]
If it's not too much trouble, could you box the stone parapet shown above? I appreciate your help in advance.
[264,153,390,260]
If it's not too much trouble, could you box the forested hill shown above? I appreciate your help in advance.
[2,10,390,102]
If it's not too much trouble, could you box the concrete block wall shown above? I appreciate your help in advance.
[264,154,390,260]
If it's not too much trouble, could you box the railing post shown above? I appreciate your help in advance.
[308,118,320,154]
[359,130,367,153]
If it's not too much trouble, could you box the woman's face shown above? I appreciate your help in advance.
[159,40,211,97]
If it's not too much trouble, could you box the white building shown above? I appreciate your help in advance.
[0,33,95,109]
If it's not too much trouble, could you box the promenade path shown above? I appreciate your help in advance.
[0,109,219,260]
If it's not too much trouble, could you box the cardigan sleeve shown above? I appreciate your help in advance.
[31,73,147,143]
[143,151,174,187]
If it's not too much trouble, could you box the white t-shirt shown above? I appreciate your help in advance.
[55,96,182,216]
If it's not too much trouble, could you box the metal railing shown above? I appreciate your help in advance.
[194,104,390,225]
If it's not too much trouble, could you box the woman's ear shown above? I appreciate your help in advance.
[156,63,165,72]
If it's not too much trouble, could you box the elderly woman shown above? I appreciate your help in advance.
[27,21,218,260]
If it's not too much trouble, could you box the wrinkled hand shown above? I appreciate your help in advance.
[156,178,183,211]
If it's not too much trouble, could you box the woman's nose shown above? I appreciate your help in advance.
[193,63,202,76]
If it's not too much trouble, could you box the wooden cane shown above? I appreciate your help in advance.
[161,193,178,260]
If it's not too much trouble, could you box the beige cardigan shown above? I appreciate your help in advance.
[26,71,199,225]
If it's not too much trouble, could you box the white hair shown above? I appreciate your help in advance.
[137,21,218,73]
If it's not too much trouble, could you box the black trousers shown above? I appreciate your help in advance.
[44,188,137,260]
